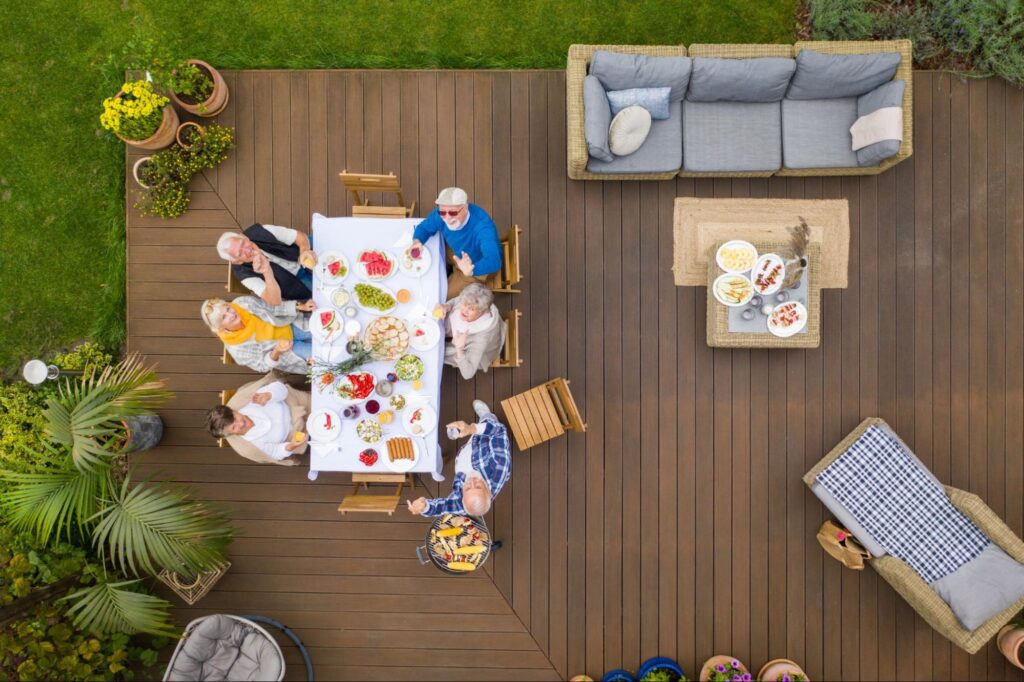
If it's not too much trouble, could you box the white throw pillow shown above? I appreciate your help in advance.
[608,105,651,156]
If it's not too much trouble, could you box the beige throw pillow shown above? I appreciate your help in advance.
[608,105,652,156]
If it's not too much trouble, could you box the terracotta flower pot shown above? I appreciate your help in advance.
[132,156,152,188]
[699,655,749,681]
[170,59,229,117]
[569,676,594,682]
[118,102,178,150]
[757,658,809,681]
[999,626,1024,670]
[176,121,205,149]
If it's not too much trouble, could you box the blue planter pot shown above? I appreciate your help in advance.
[637,657,684,681]
[602,670,636,682]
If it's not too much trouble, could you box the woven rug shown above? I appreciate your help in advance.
[672,197,850,288]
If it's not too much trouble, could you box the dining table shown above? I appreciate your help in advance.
[306,214,447,481]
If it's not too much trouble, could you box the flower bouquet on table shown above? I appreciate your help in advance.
[309,341,381,385]
[699,656,750,682]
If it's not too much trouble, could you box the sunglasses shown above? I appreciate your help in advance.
[438,209,463,217]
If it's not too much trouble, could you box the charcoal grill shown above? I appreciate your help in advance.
[415,514,501,575]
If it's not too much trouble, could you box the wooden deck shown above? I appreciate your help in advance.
[127,70,1024,681]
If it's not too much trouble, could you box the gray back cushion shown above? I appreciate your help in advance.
[583,75,613,162]
[855,79,906,166]
[787,49,901,100]
[687,57,796,103]
[589,51,692,101]
[931,543,1024,631]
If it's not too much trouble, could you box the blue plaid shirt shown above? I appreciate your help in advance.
[421,415,511,517]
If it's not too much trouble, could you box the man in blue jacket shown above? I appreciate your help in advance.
[412,187,502,297]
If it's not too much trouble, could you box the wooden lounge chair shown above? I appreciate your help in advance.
[804,418,1024,654]
[339,170,415,218]
[485,226,523,293]
[500,377,585,450]
[217,389,236,448]
[338,473,413,516]
[491,309,522,369]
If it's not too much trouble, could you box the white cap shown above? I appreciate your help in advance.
[435,187,468,206]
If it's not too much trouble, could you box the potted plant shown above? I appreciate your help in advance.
[132,156,153,188]
[999,623,1024,670]
[699,656,750,682]
[602,670,636,682]
[176,121,205,149]
[122,38,229,116]
[757,659,810,681]
[638,657,687,681]
[100,79,178,150]
[135,123,235,218]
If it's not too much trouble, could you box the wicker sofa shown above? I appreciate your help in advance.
[804,418,1024,654]
[566,40,913,181]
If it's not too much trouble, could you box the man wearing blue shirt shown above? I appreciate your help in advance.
[412,187,502,297]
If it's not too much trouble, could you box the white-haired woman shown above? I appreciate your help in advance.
[440,283,506,380]
[201,296,314,375]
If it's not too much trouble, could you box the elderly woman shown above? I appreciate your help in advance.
[201,296,314,374]
[441,283,506,380]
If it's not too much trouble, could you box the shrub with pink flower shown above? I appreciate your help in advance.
[704,658,750,682]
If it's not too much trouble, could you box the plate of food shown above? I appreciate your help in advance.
[402,403,437,436]
[767,301,808,337]
[356,419,383,444]
[318,251,349,283]
[353,282,397,314]
[356,249,397,281]
[408,317,441,351]
[712,273,755,307]
[363,316,410,361]
[335,372,376,404]
[398,243,432,277]
[715,240,758,273]
[383,435,421,472]
[394,353,424,382]
[310,308,344,343]
[307,408,341,442]
[751,253,786,295]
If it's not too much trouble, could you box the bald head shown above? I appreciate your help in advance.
[462,473,492,516]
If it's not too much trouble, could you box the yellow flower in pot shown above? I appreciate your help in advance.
[99,79,178,150]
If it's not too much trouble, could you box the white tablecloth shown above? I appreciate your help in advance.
[308,214,446,481]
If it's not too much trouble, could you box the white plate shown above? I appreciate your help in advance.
[712,273,755,307]
[402,402,437,436]
[715,240,758,274]
[307,408,341,442]
[767,301,808,338]
[383,436,422,473]
[355,249,397,281]
[310,308,345,343]
[408,316,441,351]
[353,283,398,314]
[335,372,377,406]
[397,243,432,277]
[317,251,350,284]
[751,253,786,295]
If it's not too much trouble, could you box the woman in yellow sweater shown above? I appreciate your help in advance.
[201,296,313,374]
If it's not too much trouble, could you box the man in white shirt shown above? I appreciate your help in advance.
[205,381,308,464]
[217,223,318,304]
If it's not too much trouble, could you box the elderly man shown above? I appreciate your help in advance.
[412,187,502,298]
[217,223,318,304]
[406,401,511,517]
[205,376,310,466]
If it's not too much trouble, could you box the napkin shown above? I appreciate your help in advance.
[392,230,414,249]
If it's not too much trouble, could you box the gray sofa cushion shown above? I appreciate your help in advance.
[607,86,671,119]
[856,79,906,166]
[787,49,901,100]
[931,543,1024,631]
[781,97,859,169]
[687,57,796,103]
[583,75,613,162]
[586,100,682,174]
[682,100,781,173]
[589,51,692,101]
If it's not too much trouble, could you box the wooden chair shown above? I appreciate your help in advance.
[221,346,236,366]
[217,389,236,448]
[500,377,585,451]
[491,309,522,368]
[226,263,247,294]
[339,170,415,218]
[338,473,414,516]
[485,226,523,293]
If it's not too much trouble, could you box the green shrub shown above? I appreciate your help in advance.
[0,383,55,475]
[135,123,235,218]
[873,1,943,62]
[809,0,876,40]
[930,0,1024,83]
[50,342,114,375]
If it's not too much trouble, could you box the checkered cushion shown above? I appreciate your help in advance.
[816,425,989,583]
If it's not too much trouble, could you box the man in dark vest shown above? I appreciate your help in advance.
[217,224,317,304]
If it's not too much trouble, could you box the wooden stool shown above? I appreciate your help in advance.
[500,377,585,450]
[339,170,415,218]
[338,473,413,516]
[492,309,522,368]
[485,226,522,293]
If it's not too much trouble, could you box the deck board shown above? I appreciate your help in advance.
[126,70,1024,681]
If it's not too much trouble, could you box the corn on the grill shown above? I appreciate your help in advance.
[436,527,461,537]
[453,545,486,556]
[447,561,477,571]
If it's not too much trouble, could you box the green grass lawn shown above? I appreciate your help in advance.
[0,0,796,374]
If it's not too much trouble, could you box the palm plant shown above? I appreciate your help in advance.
[1,354,233,637]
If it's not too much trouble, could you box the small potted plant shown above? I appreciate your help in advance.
[757,659,809,681]
[122,37,230,116]
[135,123,235,218]
[602,670,636,682]
[999,623,1024,670]
[638,657,687,682]
[100,79,178,150]
[699,656,750,682]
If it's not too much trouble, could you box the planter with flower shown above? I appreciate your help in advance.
[135,123,235,218]
[757,659,809,681]
[639,656,687,682]
[999,622,1024,670]
[100,79,178,150]
[699,656,750,682]
[122,38,229,116]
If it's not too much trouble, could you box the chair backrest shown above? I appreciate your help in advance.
[222,346,236,366]
[217,389,236,448]
[500,377,584,450]
[492,309,522,368]
[226,263,247,294]
[351,205,411,219]
[545,377,585,433]
[486,226,523,293]
[339,170,414,217]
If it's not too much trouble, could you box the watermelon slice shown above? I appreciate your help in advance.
[327,259,343,277]
[319,311,335,328]
[359,250,393,278]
